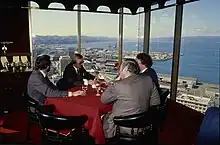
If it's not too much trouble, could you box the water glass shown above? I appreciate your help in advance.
[96,84,101,96]
[100,87,104,93]
[82,85,87,92]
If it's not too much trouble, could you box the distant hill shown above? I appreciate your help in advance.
[33,35,118,44]
[33,35,220,45]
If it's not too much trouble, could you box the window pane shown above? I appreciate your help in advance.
[81,6,119,81]
[30,6,77,84]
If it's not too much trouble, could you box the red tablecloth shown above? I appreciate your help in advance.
[45,86,112,144]
[0,127,18,135]
[0,120,3,126]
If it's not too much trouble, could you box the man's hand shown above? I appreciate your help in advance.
[89,80,96,85]
[72,90,86,96]
[98,74,105,80]
[115,76,121,81]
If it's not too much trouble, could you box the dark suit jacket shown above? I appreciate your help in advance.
[101,74,160,138]
[142,68,160,92]
[27,70,68,105]
[61,62,95,89]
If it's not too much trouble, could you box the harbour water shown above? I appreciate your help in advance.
[79,36,220,85]
[39,36,220,85]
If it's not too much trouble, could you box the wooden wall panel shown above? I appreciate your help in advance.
[0,8,30,55]
[0,71,32,113]
[0,7,31,113]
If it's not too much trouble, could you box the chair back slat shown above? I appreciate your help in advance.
[36,110,88,130]
[36,109,90,144]
[114,111,152,128]
[159,88,169,105]
[110,111,157,144]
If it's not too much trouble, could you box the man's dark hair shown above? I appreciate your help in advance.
[75,53,83,59]
[35,55,51,70]
[136,53,153,68]
[121,58,140,74]
[71,53,83,64]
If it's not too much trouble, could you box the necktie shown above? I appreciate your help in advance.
[45,76,50,82]
[45,76,51,85]
[45,76,57,89]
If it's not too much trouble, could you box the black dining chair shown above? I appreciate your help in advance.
[158,88,170,131]
[159,88,169,106]
[108,111,157,145]
[25,92,56,143]
[35,109,94,145]
[26,92,56,122]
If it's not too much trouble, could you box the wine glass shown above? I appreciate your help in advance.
[82,85,87,92]
[83,79,89,89]
[26,61,31,69]
[95,83,101,96]
[5,62,14,72]
[100,87,104,93]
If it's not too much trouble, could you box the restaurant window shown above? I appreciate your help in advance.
[148,0,220,112]
[81,5,119,81]
[123,8,144,59]
[146,5,176,105]
[29,2,77,83]
[150,6,175,82]
[177,0,220,112]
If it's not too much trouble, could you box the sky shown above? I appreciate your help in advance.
[30,0,220,38]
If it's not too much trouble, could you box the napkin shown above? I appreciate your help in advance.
[83,79,89,86]
[98,73,105,80]
[92,84,96,88]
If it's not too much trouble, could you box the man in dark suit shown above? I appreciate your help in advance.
[27,55,85,105]
[136,53,160,92]
[101,58,160,138]
[60,53,95,89]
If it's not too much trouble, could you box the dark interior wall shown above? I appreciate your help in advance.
[0,7,31,114]
[0,71,31,114]
[0,7,30,55]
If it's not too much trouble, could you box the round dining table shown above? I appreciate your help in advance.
[45,85,112,144]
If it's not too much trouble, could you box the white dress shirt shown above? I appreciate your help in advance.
[140,68,148,73]
[39,70,46,78]
[73,66,78,73]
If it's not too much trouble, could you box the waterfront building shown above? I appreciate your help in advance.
[176,93,211,113]
[81,48,86,57]
[105,54,112,60]
[205,87,220,98]
[205,87,220,107]
[84,60,96,72]
[68,47,75,59]
[59,56,71,75]
[159,73,198,89]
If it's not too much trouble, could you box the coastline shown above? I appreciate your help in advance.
[101,70,219,88]
[33,37,220,85]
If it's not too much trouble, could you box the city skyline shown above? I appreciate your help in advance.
[30,0,220,38]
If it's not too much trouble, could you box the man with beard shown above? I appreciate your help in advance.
[60,53,95,89]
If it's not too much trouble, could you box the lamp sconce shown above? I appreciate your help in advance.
[1,41,13,54]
